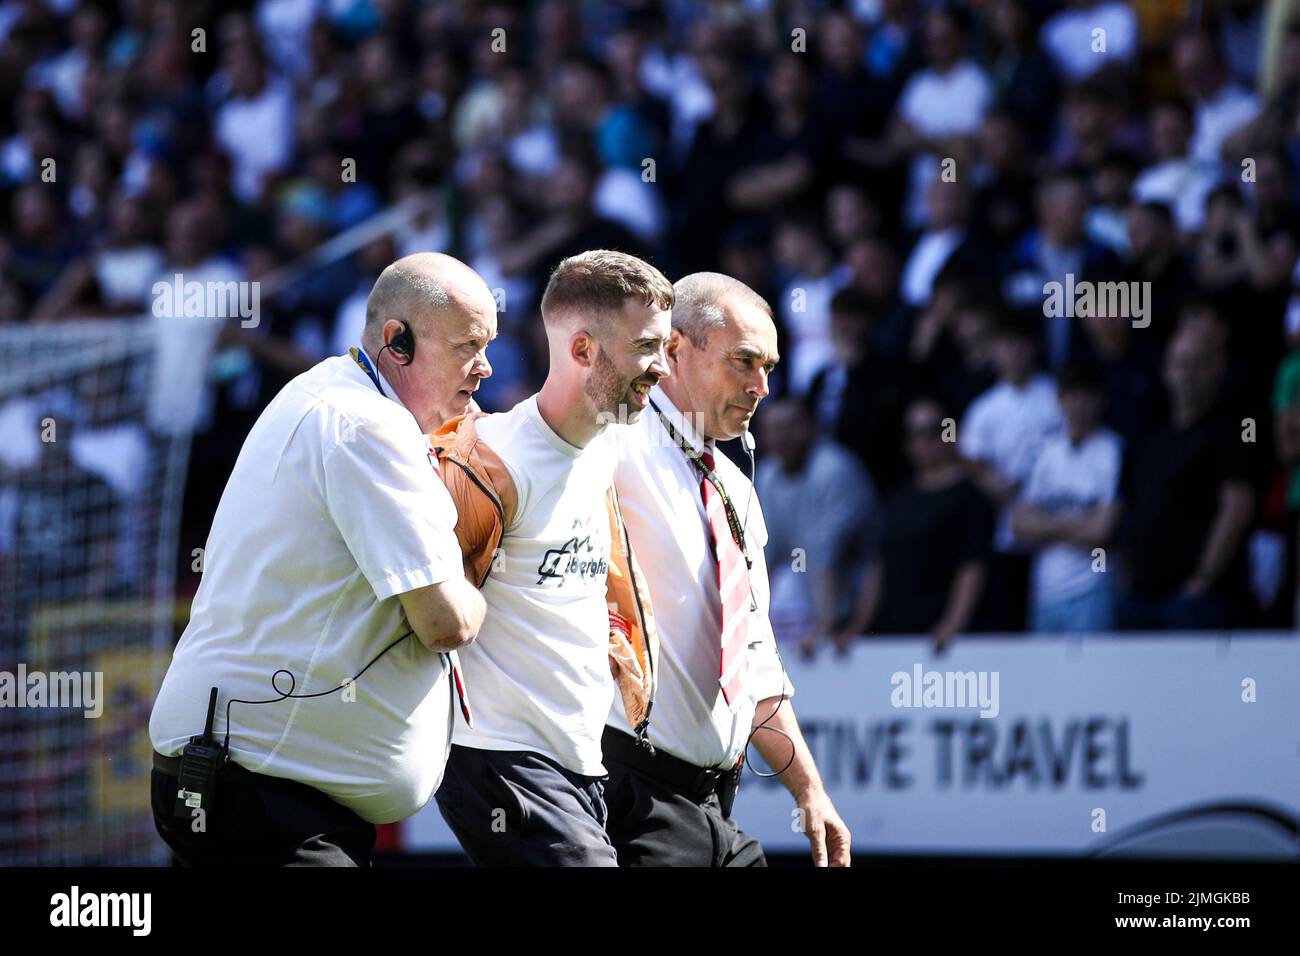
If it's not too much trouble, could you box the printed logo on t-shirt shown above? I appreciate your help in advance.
[534,514,611,586]
[536,534,609,586]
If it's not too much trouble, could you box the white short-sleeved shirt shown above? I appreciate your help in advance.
[451,395,621,776]
[149,354,463,825]
[1019,428,1122,601]
[607,387,791,770]
[960,375,1064,550]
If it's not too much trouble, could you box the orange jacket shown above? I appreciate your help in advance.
[427,412,659,745]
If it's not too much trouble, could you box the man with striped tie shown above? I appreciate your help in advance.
[601,272,851,866]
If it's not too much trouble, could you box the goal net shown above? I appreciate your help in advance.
[0,320,189,865]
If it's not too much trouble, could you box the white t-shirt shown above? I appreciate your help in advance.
[213,78,294,204]
[452,395,621,776]
[1131,158,1222,232]
[145,257,248,437]
[150,354,463,825]
[1019,428,1122,601]
[896,58,993,228]
[960,375,1064,550]
[900,227,964,307]
[779,264,851,396]
[1190,83,1261,165]
[1040,1,1138,82]
[607,387,791,769]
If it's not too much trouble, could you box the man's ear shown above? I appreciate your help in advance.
[570,330,595,368]
[666,328,686,365]
[382,318,406,349]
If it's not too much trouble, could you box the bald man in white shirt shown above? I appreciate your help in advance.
[149,253,493,866]
[602,273,851,866]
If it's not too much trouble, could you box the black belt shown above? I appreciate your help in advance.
[153,750,255,782]
[602,727,736,801]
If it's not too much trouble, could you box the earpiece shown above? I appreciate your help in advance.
[385,320,415,365]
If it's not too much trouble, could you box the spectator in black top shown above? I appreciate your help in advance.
[493,140,644,295]
[673,28,762,275]
[843,235,911,363]
[1116,316,1256,630]
[1123,200,1193,352]
[970,109,1037,251]
[816,9,898,174]
[979,0,1059,150]
[834,396,994,654]
[909,272,1000,420]
[809,287,908,494]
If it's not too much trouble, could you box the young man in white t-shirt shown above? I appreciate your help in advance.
[430,250,673,866]
[959,315,1063,630]
[1012,364,1122,632]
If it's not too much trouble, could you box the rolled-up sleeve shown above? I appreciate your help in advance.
[323,414,462,600]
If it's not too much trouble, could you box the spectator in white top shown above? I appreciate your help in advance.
[1131,99,1223,233]
[892,4,994,229]
[146,201,248,439]
[212,36,294,205]
[900,176,977,308]
[1039,0,1138,83]
[149,252,495,866]
[1012,363,1122,632]
[774,210,851,395]
[960,314,1064,629]
[29,2,108,120]
[1172,28,1261,166]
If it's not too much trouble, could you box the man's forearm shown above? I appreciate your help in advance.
[1011,503,1066,544]
[810,568,839,636]
[1192,485,1254,586]
[751,696,825,800]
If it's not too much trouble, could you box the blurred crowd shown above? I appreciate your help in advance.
[2,0,1300,643]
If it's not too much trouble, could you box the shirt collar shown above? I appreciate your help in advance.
[650,384,714,456]
[349,347,407,412]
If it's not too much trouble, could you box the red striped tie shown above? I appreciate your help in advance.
[700,450,750,710]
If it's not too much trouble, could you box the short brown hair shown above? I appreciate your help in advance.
[540,249,674,330]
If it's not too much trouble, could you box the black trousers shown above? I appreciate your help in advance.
[435,745,618,867]
[602,730,766,867]
[150,764,375,867]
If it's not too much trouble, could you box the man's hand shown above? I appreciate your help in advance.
[752,697,852,866]
[795,787,852,867]
[931,620,957,655]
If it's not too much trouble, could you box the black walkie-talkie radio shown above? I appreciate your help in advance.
[172,687,228,819]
